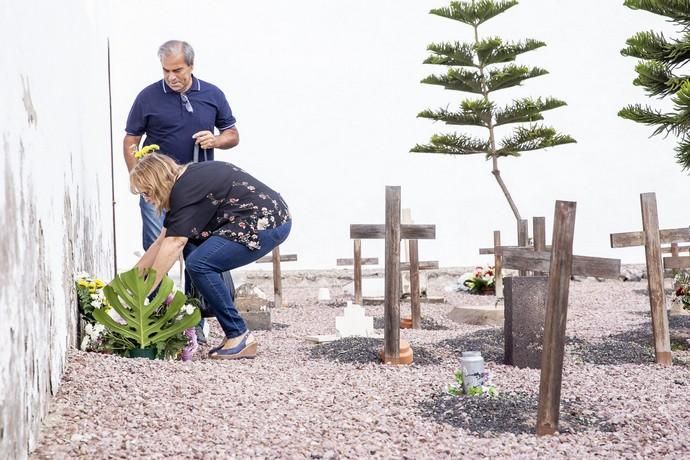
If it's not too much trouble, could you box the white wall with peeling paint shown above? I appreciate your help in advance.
[0,1,114,459]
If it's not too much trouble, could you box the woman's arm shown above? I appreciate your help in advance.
[135,228,167,272]
[149,235,188,293]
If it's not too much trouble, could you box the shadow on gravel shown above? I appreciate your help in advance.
[418,391,617,435]
[567,330,655,365]
[271,322,289,330]
[373,316,450,331]
[307,337,444,365]
[433,329,504,363]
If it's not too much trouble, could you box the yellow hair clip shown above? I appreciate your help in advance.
[134,144,160,159]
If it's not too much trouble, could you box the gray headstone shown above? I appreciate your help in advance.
[235,283,271,330]
[239,311,272,331]
[504,276,548,369]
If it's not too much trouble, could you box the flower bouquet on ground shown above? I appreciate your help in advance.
[673,272,690,311]
[457,266,495,295]
[75,268,200,360]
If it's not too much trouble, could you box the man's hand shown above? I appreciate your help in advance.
[192,130,216,150]
[193,127,239,150]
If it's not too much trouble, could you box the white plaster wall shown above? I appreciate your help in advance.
[0,1,113,458]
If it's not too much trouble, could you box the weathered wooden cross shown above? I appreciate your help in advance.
[479,216,550,294]
[255,248,297,308]
[610,192,688,366]
[500,201,620,436]
[336,240,379,305]
[350,186,435,364]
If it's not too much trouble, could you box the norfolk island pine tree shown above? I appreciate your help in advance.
[619,0,690,169]
[411,0,575,224]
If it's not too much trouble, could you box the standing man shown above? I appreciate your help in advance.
[123,39,239,251]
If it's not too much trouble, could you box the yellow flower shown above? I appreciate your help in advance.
[134,144,160,159]
[95,279,105,288]
[77,279,88,287]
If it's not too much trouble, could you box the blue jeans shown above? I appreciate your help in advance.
[140,196,165,251]
[185,220,292,338]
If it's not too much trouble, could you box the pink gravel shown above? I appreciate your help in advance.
[30,268,690,459]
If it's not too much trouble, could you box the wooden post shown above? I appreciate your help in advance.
[536,201,576,436]
[271,247,282,308]
[493,230,502,297]
[384,186,401,361]
[409,240,421,329]
[518,219,529,276]
[256,251,297,307]
[640,193,672,365]
[354,239,362,305]
[533,217,546,276]
[671,242,680,282]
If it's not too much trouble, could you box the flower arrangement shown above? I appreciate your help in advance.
[134,144,160,159]
[457,266,495,294]
[447,369,498,398]
[673,272,690,311]
[75,269,200,359]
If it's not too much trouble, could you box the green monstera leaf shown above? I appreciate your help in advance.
[92,268,200,349]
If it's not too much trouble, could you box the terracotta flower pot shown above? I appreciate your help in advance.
[400,317,413,329]
[378,340,414,365]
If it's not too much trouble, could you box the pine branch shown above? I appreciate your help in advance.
[418,99,494,128]
[618,103,681,136]
[624,0,690,28]
[421,68,484,94]
[430,0,518,27]
[475,37,546,66]
[411,133,490,154]
[424,42,475,67]
[633,61,688,97]
[622,30,690,67]
[497,125,576,156]
[487,64,549,92]
[494,97,567,126]
[674,137,690,169]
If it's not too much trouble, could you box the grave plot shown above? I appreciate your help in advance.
[350,186,436,364]
[610,192,690,365]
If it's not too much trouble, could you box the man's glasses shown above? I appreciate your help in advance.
[180,93,194,113]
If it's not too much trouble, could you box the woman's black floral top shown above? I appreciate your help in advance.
[164,161,290,250]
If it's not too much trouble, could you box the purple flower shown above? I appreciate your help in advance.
[165,293,175,305]
[180,328,198,361]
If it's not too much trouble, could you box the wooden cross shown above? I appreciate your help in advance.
[499,201,620,435]
[610,192,687,365]
[350,186,435,364]
[255,248,297,308]
[336,240,379,305]
[479,216,550,292]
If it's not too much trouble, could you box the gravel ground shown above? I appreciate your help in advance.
[31,268,690,459]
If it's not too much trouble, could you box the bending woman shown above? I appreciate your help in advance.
[130,153,291,360]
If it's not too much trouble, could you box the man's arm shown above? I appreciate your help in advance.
[123,134,142,172]
[192,127,239,150]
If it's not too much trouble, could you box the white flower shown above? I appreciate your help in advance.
[257,217,270,230]
[80,336,90,351]
[93,323,105,335]
[175,314,184,321]
[182,304,196,316]
[75,271,90,281]
[84,323,94,336]
[90,299,102,309]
